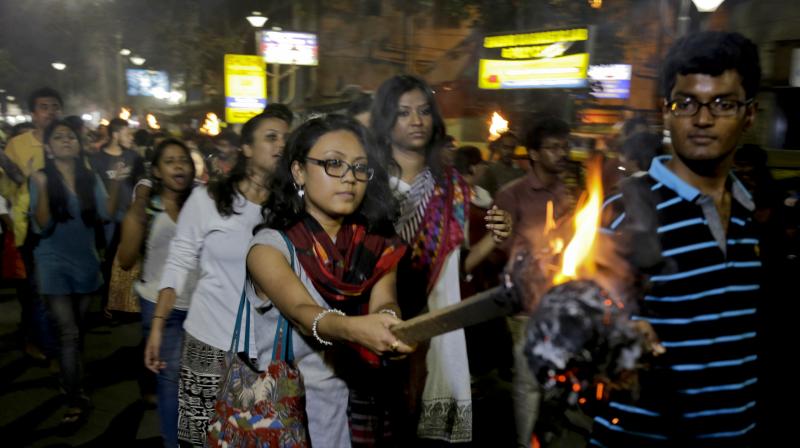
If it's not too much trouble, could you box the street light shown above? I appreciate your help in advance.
[677,0,725,36]
[129,56,146,66]
[119,48,131,56]
[51,62,67,71]
[691,0,725,12]
[246,11,268,28]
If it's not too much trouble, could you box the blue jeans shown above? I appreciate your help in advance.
[44,294,93,407]
[140,297,187,448]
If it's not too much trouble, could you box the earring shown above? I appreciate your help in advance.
[294,182,305,198]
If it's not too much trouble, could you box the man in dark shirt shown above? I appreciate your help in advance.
[494,117,574,447]
[478,130,526,197]
[593,31,762,447]
[90,118,144,316]
[495,118,571,264]
[91,118,144,227]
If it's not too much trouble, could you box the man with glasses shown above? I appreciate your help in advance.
[494,116,574,447]
[593,31,762,447]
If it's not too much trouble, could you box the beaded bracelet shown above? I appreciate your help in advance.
[378,309,398,319]
[312,308,345,346]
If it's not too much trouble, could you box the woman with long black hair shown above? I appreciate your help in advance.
[118,138,195,447]
[370,75,512,444]
[144,104,292,446]
[29,119,124,427]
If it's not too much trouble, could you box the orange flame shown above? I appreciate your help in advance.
[488,112,509,141]
[199,112,220,136]
[553,157,604,285]
[544,200,564,254]
[119,107,131,120]
[146,113,160,129]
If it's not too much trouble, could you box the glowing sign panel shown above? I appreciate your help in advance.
[126,69,169,97]
[224,54,267,124]
[479,28,590,90]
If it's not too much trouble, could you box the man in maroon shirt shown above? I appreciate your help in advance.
[495,117,572,263]
[494,116,575,447]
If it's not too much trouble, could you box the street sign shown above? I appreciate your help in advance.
[224,54,267,124]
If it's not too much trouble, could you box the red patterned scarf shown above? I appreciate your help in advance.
[406,167,470,294]
[285,215,407,364]
[286,214,406,307]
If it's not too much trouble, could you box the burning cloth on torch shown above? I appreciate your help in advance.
[520,165,669,398]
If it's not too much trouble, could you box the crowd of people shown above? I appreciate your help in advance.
[0,30,797,447]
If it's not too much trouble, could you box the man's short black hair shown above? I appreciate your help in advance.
[346,93,372,117]
[108,118,129,138]
[63,115,85,131]
[214,130,239,146]
[134,129,152,147]
[661,31,761,100]
[453,145,484,176]
[525,117,570,151]
[621,132,662,172]
[27,87,63,112]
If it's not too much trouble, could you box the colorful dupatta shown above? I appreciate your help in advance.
[399,166,470,294]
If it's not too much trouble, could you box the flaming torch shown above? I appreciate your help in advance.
[488,111,509,142]
[523,156,646,407]
[200,113,221,136]
[146,113,160,130]
[553,159,603,285]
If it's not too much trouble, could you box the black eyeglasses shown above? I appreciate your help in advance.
[667,97,754,117]
[306,157,374,182]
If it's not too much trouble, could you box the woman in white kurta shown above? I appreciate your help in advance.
[144,105,293,446]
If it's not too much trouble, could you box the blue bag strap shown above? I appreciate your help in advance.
[229,279,249,353]
[271,232,296,362]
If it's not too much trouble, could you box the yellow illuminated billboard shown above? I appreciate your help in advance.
[224,54,267,124]
[479,54,589,89]
[479,28,590,90]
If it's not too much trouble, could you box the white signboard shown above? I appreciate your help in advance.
[588,64,632,99]
[257,31,318,66]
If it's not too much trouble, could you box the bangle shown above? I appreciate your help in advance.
[312,309,345,346]
[378,309,398,319]
[152,316,166,320]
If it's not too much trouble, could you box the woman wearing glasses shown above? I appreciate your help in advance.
[246,114,413,446]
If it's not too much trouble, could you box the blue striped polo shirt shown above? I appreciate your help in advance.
[590,156,760,447]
